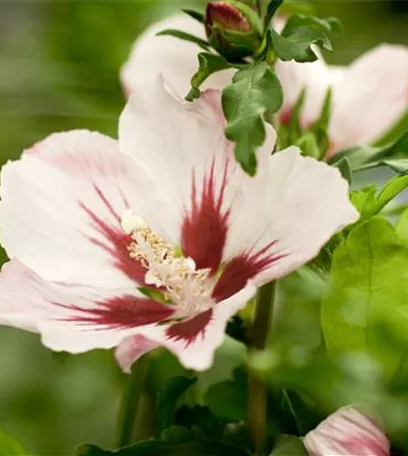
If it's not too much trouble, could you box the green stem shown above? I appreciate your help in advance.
[117,354,151,447]
[248,281,276,456]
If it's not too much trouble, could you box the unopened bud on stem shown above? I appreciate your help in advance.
[205,0,263,60]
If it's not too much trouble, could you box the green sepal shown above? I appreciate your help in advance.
[156,29,210,51]
[182,9,205,24]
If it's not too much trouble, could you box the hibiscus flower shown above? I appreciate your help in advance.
[0,80,358,372]
[304,406,389,455]
[121,14,408,156]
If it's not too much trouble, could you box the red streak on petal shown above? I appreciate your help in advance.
[56,295,173,329]
[166,309,213,347]
[80,203,148,285]
[181,160,230,273]
[93,183,121,224]
[212,242,285,302]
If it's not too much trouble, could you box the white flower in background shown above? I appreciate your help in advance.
[121,14,408,155]
[0,80,357,373]
[304,406,390,455]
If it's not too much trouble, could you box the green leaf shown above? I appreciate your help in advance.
[78,438,248,456]
[264,0,284,29]
[333,156,353,184]
[205,368,248,422]
[269,28,319,62]
[270,435,307,455]
[156,29,210,51]
[222,62,283,175]
[322,218,408,376]
[175,406,222,438]
[186,53,232,101]
[351,175,408,222]
[182,9,205,24]
[270,15,340,63]
[279,0,316,16]
[331,130,408,169]
[396,208,408,243]
[0,429,28,455]
[157,376,197,433]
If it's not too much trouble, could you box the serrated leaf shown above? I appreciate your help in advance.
[269,29,319,62]
[186,53,232,101]
[322,218,408,376]
[264,0,284,29]
[333,156,353,184]
[156,29,210,51]
[270,435,307,455]
[0,429,28,455]
[182,9,205,24]
[270,14,340,63]
[222,61,283,175]
[157,376,197,433]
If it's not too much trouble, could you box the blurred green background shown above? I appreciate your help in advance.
[0,1,407,454]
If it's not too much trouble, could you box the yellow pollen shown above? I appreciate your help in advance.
[121,210,214,318]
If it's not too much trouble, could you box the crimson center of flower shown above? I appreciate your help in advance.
[121,209,215,319]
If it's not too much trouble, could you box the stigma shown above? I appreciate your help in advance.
[121,209,214,318]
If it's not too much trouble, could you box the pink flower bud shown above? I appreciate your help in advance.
[303,407,390,456]
[205,1,263,59]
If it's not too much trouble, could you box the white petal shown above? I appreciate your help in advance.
[223,147,358,287]
[0,260,170,354]
[119,79,276,271]
[121,14,234,98]
[115,335,159,374]
[303,406,389,456]
[139,282,257,371]
[330,44,408,151]
[0,130,154,289]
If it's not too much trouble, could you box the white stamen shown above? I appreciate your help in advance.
[121,209,146,234]
[122,210,214,318]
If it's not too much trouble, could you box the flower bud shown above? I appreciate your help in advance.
[205,1,263,60]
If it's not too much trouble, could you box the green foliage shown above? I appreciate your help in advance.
[269,15,341,62]
[222,62,283,175]
[78,429,248,456]
[186,53,233,101]
[156,29,210,51]
[182,9,205,24]
[157,376,197,433]
[330,130,408,169]
[205,368,248,422]
[0,429,28,455]
[269,435,307,455]
[322,218,408,376]
[351,175,408,223]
